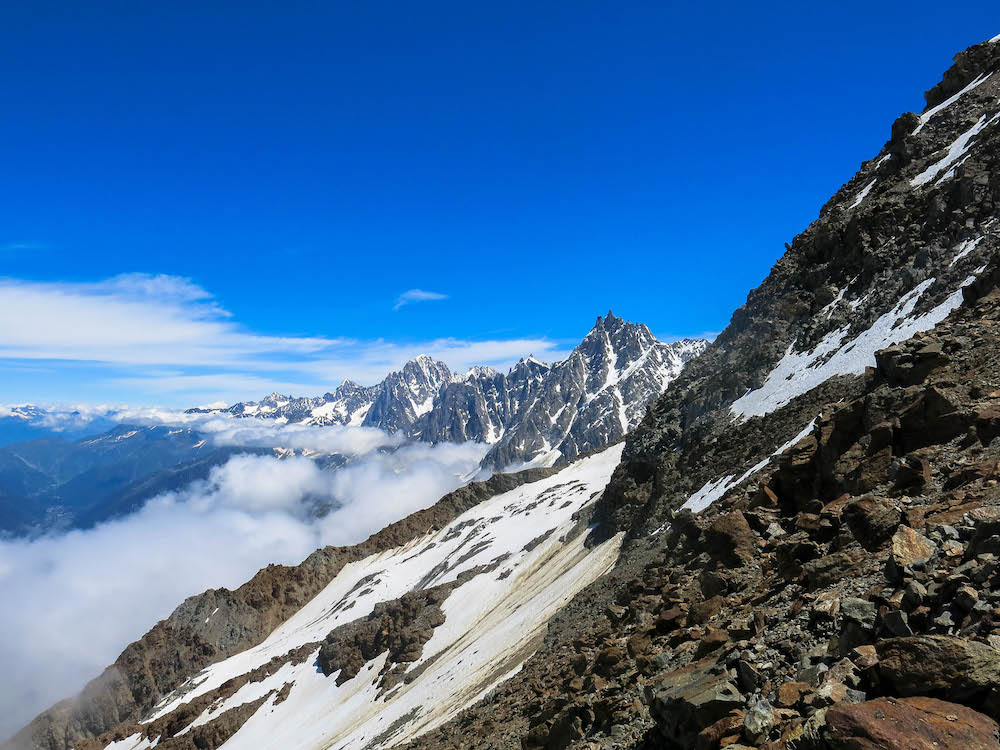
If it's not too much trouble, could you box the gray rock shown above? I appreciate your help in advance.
[841,598,877,629]
[742,699,774,744]
[647,660,743,747]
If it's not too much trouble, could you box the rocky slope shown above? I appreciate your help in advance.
[10,31,1000,750]
[206,318,706,468]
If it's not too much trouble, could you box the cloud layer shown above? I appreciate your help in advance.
[0,434,488,741]
[0,274,563,404]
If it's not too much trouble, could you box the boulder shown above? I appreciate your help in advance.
[696,627,731,657]
[648,659,744,747]
[742,699,774,745]
[877,635,1000,705]
[690,595,725,624]
[776,681,812,708]
[820,696,1000,750]
[803,551,863,589]
[841,598,876,629]
[705,511,758,566]
[890,526,936,569]
[696,713,745,750]
[843,497,901,551]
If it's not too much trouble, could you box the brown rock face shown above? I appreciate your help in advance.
[821,696,1000,750]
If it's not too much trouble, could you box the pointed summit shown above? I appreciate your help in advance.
[592,309,623,332]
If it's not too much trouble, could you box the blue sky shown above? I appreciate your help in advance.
[0,1,996,405]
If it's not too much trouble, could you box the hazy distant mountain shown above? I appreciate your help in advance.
[0,425,240,534]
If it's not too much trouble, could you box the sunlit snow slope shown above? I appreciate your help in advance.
[104,446,625,750]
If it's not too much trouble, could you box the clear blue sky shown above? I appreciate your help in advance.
[0,1,996,405]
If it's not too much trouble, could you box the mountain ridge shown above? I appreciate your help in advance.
[194,315,708,469]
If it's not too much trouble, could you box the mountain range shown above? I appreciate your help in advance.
[11,32,1000,750]
[0,316,703,536]
[198,312,708,469]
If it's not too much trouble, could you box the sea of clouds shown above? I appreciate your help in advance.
[0,407,489,741]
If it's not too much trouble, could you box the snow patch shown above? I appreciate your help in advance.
[137,447,625,750]
[950,236,984,267]
[848,179,876,209]
[912,112,1000,187]
[731,275,976,419]
[102,734,158,750]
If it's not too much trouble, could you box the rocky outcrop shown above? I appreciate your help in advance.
[402,268,1000,750]
[597,34,1000,540]
[877,636,1000,705]
[317,582,454,688]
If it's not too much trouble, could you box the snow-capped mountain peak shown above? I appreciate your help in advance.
[479,313,708,468]
[198,316,707,468]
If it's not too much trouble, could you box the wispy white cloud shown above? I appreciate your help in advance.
[0,274,562,403]
[393,288,449,311]
[0,274,334,366]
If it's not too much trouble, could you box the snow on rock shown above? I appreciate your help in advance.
[480,315,708,469]
[950,236,985,267]
[913,72,993,134]
[848,179,877,208]
[912,111,1000,187]
[730,274,977,419]
[102,734,158,750]
[680,417,818,513]
[133,446,626,750]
